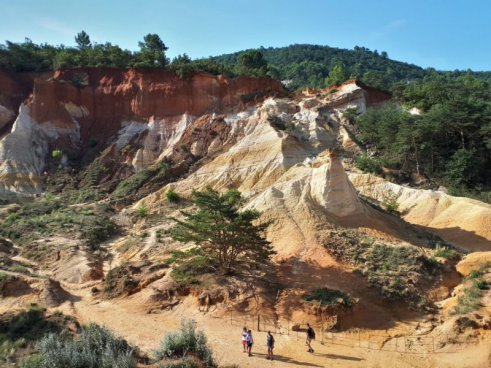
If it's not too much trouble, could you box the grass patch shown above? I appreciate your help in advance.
[434,245,458,260]
[452,264,489,315]
[303,288,352,308]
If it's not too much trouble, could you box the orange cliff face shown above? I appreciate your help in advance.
[29,68,285,150]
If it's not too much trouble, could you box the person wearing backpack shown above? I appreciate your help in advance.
[306,323,315,353]
[266,330,275,360]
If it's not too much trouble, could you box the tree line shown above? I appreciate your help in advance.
[354,72,491,201]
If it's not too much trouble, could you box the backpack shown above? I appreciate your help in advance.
[308,327,316,340]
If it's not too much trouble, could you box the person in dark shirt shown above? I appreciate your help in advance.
[266,331,275,360]
[306,323,315,353]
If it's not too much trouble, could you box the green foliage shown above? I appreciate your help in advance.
[154,320,215,368]
[327,233,441,305]
[355,75,491,198]
[303,288,352,308]
[35,324,135,368]
[165,248,219,285]
[135,204,148,219]
[51,150,62,160]
[75,31,91,49]
[237,50,268,77]
[112,169,153,199]
[212,44,431,90]
[434,245,458,259]
[170,188,275,274]
[381,190,399,213]
[355,154,383,175]
[1,198,117,255]
[166,189,180,203]
[325,64,349,86]
[136,33,169,67]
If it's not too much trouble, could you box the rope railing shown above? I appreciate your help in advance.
[214,310,471,355]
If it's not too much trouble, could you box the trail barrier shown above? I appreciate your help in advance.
[214,310,472,355]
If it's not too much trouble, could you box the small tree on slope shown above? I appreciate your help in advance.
[170,187,275,275]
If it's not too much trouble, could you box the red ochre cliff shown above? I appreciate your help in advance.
[30,68,284,149]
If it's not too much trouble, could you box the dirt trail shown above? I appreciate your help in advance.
[52,283,491,368]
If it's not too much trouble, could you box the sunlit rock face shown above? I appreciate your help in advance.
[0,68,283,194]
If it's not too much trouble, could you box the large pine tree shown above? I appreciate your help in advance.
[170,188,275,275]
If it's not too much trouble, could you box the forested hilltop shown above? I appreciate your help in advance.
[1,34,490,200]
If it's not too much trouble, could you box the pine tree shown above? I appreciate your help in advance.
[170,188,275,275]
[75,31,91,49]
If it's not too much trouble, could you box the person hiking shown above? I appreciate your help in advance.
[306,323,315,353]
[241,327,248,353]
[266,330,275,360]
[246,329,254,356]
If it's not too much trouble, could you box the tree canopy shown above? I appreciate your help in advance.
[170,188,275,274]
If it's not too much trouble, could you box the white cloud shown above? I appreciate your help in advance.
[369,19,407,39]
[36,17,77,37]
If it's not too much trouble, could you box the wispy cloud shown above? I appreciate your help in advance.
[36,16,77,38]
[369,19,407,39]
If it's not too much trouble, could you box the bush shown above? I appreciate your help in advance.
[154,320,215,367]
[112,169,153,199]
[355,154,383,175]
[51,150,63,160]
[36,324,135,368]
[166,189,180,203]
[381,190,399,213]
[434,245,458,259]
[303,288,352,308]
[135,204,148,218]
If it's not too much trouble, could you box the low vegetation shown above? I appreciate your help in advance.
[164,248,218,286]
[0,197,117,259]
[325,231,441,306]
[0,306,77,367]
[452,264,490,315]
[103,265,139,298]
[154,320,216,368]
[303,288,353,308]
[166,189,180,203]
[25,324,136,368]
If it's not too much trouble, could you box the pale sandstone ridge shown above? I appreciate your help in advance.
[350,173,491,251]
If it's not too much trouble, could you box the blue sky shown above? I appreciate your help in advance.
[0,0,490,71]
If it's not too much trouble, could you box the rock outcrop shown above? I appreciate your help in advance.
[0,68,283,194]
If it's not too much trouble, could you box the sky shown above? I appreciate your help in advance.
[0,0,490,71]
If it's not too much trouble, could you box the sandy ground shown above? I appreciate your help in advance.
[49,286,491,368]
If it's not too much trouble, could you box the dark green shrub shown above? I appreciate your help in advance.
[166,189,180,203]
[112,169,153,199]
[355,154,383,175]
[303,288,352,307]
[434,246,458,259]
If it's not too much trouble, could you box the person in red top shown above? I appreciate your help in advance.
[241,327,248,353]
